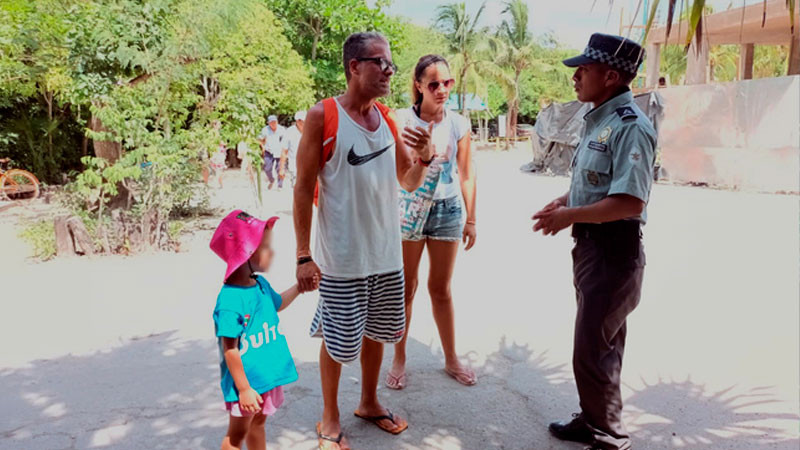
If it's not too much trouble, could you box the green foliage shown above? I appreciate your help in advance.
[486,82,508,117]
[661,44,687,85]
[710,45,739,82]
[0,1,89,181]
[434,1,487,114]
[3,0,313,255]
[167,220,185,242]
[0,99,85,180]
[384,22,449,108]
[662,43,790,85]
[19,219,56,261]
[73,0,312,237]
[648,2,793,85]
[517,44,577,123]
[265,0,404,99]
[482,0,542,134]
[753,45,790,79]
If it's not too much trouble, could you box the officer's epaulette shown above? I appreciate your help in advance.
[615,106,637,121]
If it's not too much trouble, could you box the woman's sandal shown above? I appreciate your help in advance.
[384,371,406,390]
[317,422,349,450]
[353,409,408,435]
[444,366,478,386]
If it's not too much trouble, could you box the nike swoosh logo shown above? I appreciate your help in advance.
[347,143,393,166]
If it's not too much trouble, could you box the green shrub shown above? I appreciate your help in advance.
[18,220,56,261]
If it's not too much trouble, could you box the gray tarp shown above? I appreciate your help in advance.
[525,92,664,175]
[526,76,799,192]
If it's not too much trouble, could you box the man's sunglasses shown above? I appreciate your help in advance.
[426,79,455,92]
[356,57,397,74]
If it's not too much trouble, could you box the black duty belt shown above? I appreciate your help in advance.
[571,220,641,241]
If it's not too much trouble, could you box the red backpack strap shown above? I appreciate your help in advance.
[315,98,339,206]
[375,101,400,142]
[321,98,338,168]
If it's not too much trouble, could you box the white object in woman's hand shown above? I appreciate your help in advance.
[402,122,435,161]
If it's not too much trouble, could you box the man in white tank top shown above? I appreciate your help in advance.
[293,32,436,448]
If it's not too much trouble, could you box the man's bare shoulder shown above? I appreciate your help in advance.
[305,102,325,128]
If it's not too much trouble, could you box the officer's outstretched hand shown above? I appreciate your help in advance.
[536,198,563,216]
[532,206,573,236]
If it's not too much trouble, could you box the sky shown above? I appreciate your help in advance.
[371,0,769,51]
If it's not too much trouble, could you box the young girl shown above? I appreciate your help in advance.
[210,209,308,450]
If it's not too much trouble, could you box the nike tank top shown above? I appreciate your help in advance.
[315,98,402,278]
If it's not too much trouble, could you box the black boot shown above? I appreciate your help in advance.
[549,413,594,444]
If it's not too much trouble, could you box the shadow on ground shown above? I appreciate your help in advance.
[0,333,796,449]
[625,377,799,449]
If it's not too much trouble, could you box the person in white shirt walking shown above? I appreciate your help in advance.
[258,115,287,190]
[283,111,305,188]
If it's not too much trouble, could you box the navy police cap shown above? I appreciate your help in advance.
[563,33,645,75]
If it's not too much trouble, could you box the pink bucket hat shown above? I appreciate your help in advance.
[210,210,279,282]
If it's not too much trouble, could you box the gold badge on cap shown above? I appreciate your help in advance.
[597,127,612,143]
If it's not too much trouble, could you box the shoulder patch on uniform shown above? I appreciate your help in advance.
[615,106,637,121]
[597,126,612,143]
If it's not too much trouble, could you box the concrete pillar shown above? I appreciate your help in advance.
[646,43,662,88]
[686,34,709,85]
[789,32,800,76]
[738,43,754,80]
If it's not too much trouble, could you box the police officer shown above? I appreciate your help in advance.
[532,33,656,450]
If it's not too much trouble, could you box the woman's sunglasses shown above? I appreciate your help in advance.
[426,79,455,92]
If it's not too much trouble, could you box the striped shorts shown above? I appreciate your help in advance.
[310,270,406,363]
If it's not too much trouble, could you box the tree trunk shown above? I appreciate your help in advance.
[54,216,73,257]
[507,99,518,140]
[508,70,521,139]
[311,20,321,61]
[459,62,468,115]
[89,113,123,163]
[45,91,54,159]
[66,217,96,256]
[81,134,88,157]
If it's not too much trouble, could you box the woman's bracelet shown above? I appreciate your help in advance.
[418,155,435,166]
[466,220,476,226]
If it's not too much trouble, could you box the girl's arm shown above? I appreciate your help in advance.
[457,131,477,250]
[278,283,302,312]
[221,337,262,412]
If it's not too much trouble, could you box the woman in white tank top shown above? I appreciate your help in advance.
[387,54,479,389]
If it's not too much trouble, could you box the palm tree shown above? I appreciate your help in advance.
[434,2,486,115]
[485,0,546,138]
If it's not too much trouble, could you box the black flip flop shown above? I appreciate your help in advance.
[316,422,345,449]
[353,409,408,435]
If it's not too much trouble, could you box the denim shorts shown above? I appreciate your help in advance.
[419,196,463,242]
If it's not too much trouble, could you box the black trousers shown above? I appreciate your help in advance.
[571,222,645,450]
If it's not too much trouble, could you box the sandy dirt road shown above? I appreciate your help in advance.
[1,147,797,449]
